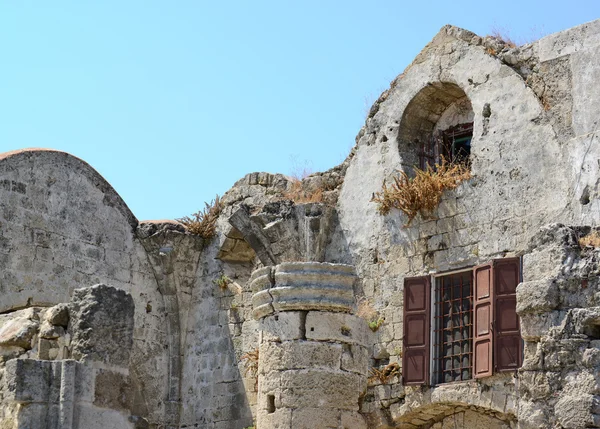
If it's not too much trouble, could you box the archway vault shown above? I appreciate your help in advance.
[393,401,516,429]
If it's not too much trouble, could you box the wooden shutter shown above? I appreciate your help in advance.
[402,276,430,385]
[494,257,522,371]
[473,263,493,378]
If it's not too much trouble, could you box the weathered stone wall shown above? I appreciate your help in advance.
[0,284,135,429]
[324,19,600,428]
[2,18,600,429]
[516,225,600,428]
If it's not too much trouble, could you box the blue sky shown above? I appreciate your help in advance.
[1,1,599,221]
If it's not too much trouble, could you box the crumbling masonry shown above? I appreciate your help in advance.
[1,18,600,429]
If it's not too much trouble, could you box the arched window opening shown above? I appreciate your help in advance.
[398,82,474,171]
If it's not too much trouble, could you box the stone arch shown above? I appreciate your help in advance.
[394,402,515,428]
[397,82,474,170]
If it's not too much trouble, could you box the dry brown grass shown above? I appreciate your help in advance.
[579,230,600,248]
[281,159,326,203]
[357,298,384,332]
[369,362,400,384]
[486,46,497,56]
[177,195,222,240]
[489,27,517,48]
[283,179,325,203]
[241,348,260,389]
[371,159,471,225]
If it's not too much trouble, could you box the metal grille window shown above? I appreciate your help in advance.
[433,271,473,384]
[419,122,473,169]
[402,258,523,387]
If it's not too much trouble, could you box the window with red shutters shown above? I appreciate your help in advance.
[402,258,522,386]
[402,276,431,386]
[494,258,522,371]
[473,263,494,378]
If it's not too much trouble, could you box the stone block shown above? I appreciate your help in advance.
[14,403,49,427]
[341,411,368,429]
[291,408,340,428]
[0,317,39,349]
[305,312,370,346]
[555,394,597,428]
[257,407,292,428]
[38,338,59,360]
[4,358,50,403]
[68,284,134,366]
[520,311,563,341]
[341,344,369,375]
[93,368,131,411]
[279,369,363,410]
[259,340,342,374]
[44,303,69,327]
[516,279,559,315]
[260,312,305,342]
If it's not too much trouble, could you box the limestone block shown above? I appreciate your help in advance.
[259,340,342,374]
[44,303,70,327]
[68,284,134,366]
[39,321,65,339]
[257,407,292,428]
[517,400,549,429]
[516,279,559,315]
[520,311,563,341]
[0,317,39,349]
[341,344,369,375]
[258,372,281,394]
[305,312,370,346]
[38,338,60,360]
[14,403,49,427]
[93,368,131,412]
[341,411,368,429]
[279,369,363,410]
[4,358,51,403]
[291,408,340,428]
[555,394,600,428]
[518,371,554,400]
[260,312,305,342]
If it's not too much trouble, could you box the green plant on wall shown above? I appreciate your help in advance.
[213,274,232,289]
[368,317,385,332]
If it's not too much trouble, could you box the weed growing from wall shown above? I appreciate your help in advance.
[357,298,385,332]
[579,230,600,248]
[368,362,400,384]
[241,348,260,390]
[371,159,471,225]
[213,274,232,289]
[177,195,222,240]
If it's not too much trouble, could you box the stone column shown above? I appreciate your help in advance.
[251,262,369,429]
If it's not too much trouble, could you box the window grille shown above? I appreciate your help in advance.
[419,122,473,169]
[433,271,473,384]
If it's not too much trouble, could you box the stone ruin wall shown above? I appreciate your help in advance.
[0,18,600,429]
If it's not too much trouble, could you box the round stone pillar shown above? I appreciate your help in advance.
[251,262,368,429]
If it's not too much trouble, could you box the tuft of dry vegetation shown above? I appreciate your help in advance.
[282,158,326,204]
[283,179,325,204]
[489,27,517,48]
[579,230,600,248]
[357,298,385,332]
[177,195,222,240]
[241,348,260,389]
[369,362,401,384]
[371,159,471,226]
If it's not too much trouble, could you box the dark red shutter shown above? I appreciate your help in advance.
[403,276,430,385]
[493,258,522,371]
[473,263,494,378]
